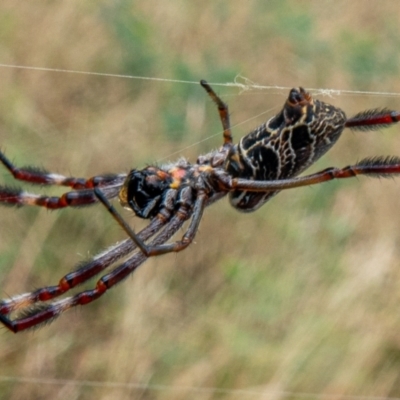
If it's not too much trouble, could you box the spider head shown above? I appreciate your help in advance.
[119,167,173,219]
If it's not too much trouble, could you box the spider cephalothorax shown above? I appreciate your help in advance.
[1,80,400,332]
[119,159,219,223]
[119,167,175,219]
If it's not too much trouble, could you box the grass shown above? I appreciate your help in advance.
[1,1,400,399]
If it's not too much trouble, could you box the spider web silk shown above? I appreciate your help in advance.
[1,63,399,164]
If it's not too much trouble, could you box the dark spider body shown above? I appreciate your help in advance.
[1,80,400,333]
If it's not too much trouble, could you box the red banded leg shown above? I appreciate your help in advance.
[345,109,400,130]
[226,156,400,192]
[0,205,188,333]
[0,186,100,208]
[0,239,134,315]
[0,176,126,209]
[0,189,179,318]
[0,149,127,208]
[0,150,126,189]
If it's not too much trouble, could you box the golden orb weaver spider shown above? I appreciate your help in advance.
[0,80,400,333]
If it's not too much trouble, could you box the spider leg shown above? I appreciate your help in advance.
[0,177,125,208]
[0,186,99,208]
[0,189,178,315]
[218,156,400,192]
[1,226,150,315]
[144,191,207,256]
[200,80,233,147]
[0,239,135,315]
[0,207,188,332]
[96,187,207,256]
[0,149,126,189]
[345,109,400,130]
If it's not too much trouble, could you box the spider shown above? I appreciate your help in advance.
[0,80,400,333]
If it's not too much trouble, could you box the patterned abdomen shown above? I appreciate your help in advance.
[225,88,347,212]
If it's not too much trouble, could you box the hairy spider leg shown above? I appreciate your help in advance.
[200,80,233,147]
[0,186,103,208]
[0,149,126,190]
[0,149,126,207]
[345,109,400,130]
[216,107,400,193]
[0,187,182,316]
[219,156,400,193]
[1,221,153,315]
[0,205,189,332]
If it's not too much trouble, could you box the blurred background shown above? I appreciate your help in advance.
[1,1,400,399]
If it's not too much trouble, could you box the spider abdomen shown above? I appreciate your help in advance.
[226,88,347,212]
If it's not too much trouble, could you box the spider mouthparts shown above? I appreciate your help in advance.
[287,87,312,107]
